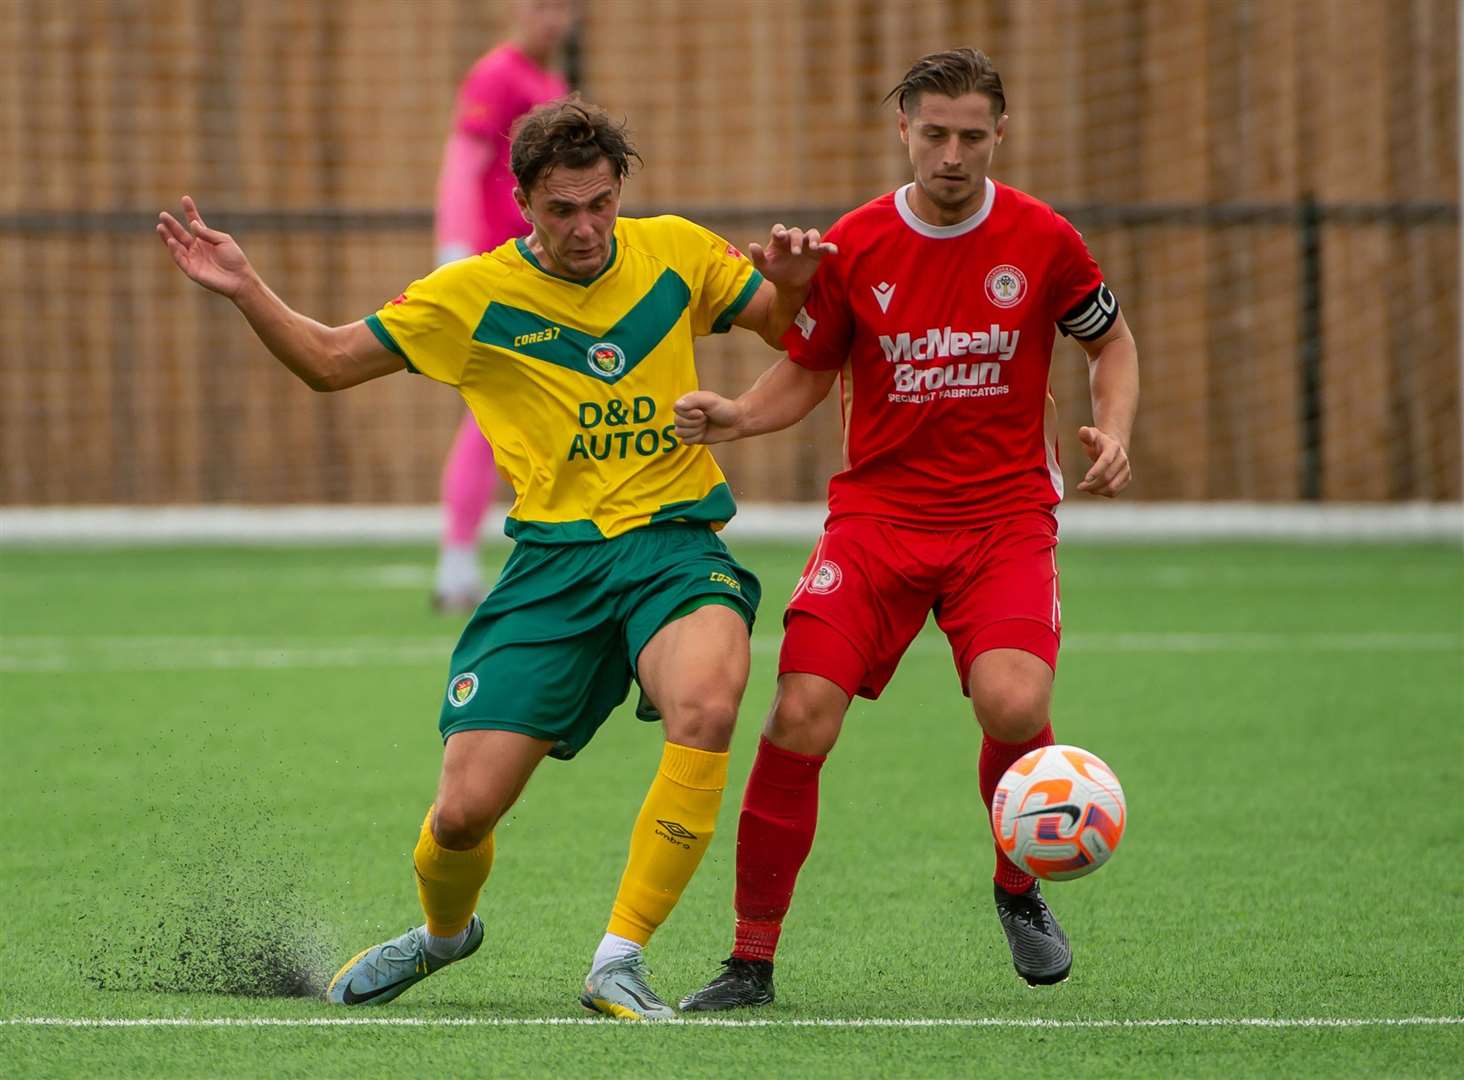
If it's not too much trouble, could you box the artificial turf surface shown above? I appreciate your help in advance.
[1,540,1460,1077]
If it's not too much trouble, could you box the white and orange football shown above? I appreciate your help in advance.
[991,744,1127,881]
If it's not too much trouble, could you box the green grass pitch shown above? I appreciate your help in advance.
[1,539,1460,1077]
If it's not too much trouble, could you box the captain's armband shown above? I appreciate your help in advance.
[1058,282,1119,341]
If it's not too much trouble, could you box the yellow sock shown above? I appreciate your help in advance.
[413,806,494,938]
[607,742,730,945]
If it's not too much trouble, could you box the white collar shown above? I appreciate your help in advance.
[894,177,996,238]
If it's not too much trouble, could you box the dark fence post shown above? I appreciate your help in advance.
[564,24,582,91]
[1297,194,1323,501]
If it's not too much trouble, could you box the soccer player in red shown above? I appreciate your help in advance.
[674,48,1139,1007]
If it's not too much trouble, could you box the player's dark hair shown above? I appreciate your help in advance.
[885,48,1006,117]
[510,95,641,192]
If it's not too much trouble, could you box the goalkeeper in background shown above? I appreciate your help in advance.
[433,0,571,612]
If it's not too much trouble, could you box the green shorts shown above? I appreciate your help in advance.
[438,523,761,760]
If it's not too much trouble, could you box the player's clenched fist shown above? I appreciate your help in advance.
[1076,425,1132,497]
[674,390,744,445]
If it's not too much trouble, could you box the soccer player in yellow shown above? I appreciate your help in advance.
[155,98,835,1020]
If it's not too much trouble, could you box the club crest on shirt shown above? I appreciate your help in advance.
[587,341,626,378]
[807,560,843,595]
[448,672,479,708]
[985,264,1027,308]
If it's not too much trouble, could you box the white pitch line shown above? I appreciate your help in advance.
[0,633,1458,673]
[2,1016,1460,1029]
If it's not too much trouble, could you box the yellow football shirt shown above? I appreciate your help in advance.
[366,216,763,543]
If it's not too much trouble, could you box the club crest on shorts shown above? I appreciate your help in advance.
[985,264,1027,308]
[807,560,843,595]
[587,341,626,379]
[447,672,479,708]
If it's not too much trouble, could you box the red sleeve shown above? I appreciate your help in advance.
[780,223,853,371]
[1049,213,1119,341]
[454,54,520,141]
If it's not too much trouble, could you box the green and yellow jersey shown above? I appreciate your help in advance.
[365,215,763,543]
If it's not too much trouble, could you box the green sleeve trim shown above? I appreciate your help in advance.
[364,313,417,373]
[710,270,764,334]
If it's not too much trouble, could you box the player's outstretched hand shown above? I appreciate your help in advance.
[1076,426,1131,497]
[749,224,838,289]
[674,390,744,445]
[156,196,255,299]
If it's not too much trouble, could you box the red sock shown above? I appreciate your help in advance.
[731,736,826,963]
[979,723,1054,894]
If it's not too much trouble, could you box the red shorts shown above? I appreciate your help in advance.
[779,511,1061,701]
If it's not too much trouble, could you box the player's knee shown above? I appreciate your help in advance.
[973,681,1050,743]
[431,795,499,850]
[663,694,739,752]
[764,679,844,756]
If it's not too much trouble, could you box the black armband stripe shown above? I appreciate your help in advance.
[1067,304,1108,336]
[1058,282,1119,341]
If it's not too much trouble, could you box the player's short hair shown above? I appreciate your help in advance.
[510,96,642,193]
[885,48,1006,118]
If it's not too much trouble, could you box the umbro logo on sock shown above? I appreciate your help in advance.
[655,819,698,848]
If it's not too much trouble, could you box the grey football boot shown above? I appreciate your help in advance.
[325,916,484,1006]
[581,954,676,1020]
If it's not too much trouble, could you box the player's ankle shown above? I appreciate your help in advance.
[591,932,643,972]
[424,923,472,958]
[731,918,781,963]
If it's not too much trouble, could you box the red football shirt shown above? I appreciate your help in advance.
[784,179,1118,528]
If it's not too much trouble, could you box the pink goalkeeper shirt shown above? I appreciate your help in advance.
[436,44,568,256]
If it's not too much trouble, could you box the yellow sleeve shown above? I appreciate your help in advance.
[364,262,482,387]
[666,217,764,337]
